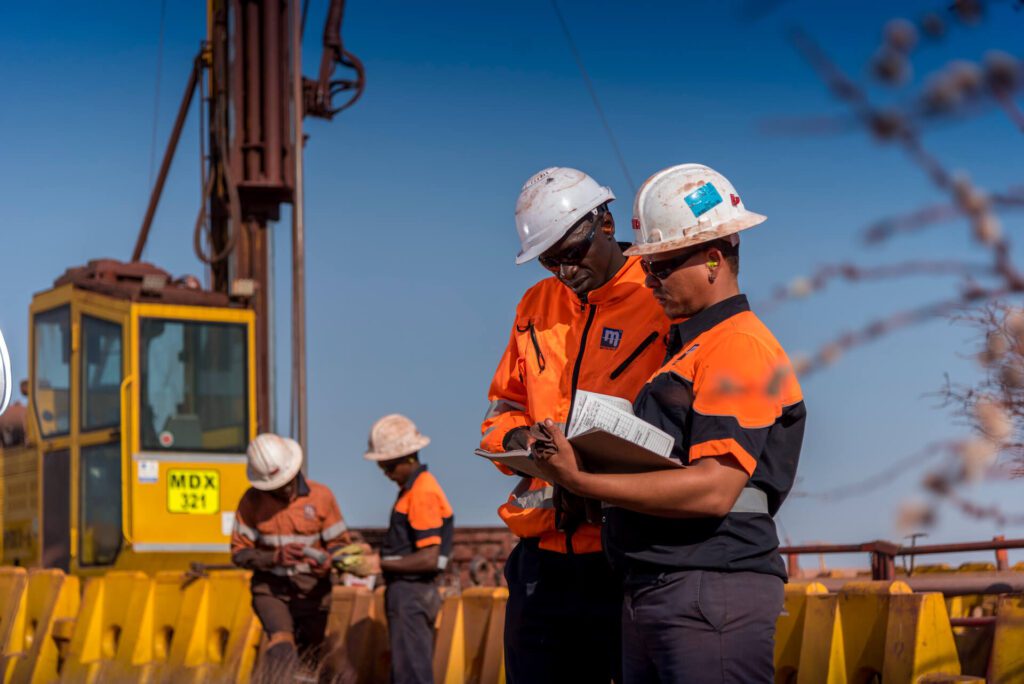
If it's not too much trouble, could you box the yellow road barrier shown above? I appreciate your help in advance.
[4,569,80,684]
[60,571,153,682]
[774,582,827,683]
[323,586,384,683]
[884,591,960,681]
[989,595,1024,683]
[434,587,506,684]
[0,568,28,683]
[796,581,961,683]
[162,570,261,683]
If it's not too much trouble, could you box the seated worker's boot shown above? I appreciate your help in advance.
[256,632,301,680]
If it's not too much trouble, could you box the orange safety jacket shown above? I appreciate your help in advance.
[231,475,350,590]
[481,256,669,554]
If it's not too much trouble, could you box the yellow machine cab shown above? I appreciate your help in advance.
[1,259,256,575]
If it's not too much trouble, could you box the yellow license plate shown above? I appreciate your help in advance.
[167,469,220,514]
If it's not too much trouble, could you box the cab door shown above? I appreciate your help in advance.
[31,304,73,570]
[74,298,128,571]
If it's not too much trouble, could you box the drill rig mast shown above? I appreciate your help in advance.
[129,0,363,454]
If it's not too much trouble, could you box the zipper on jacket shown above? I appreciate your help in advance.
[566,304,597,430]
[609,331,660,380]
[516,321,547,374]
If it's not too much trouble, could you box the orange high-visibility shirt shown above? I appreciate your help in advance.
[604,295,806,578]
[382,465,454,580]
[481,256,669,554]
[231,475,350,580]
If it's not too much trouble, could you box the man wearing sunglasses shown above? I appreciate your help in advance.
[480,167,669,683]
[366,413,453,684]
[532,164,806,683]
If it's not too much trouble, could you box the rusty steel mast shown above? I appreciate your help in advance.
[130,0,364,456]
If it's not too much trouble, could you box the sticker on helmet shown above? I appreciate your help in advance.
[684,183,723,218]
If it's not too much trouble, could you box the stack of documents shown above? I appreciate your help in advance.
[474,391,680,476]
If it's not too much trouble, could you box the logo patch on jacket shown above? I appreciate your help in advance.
[601,327,623,350]
[304,504,316,520]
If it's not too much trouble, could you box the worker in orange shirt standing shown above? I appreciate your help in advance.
[481,167,669,683]
[534,164,805,683]
[231,433,352,670]
[366,414,454,684]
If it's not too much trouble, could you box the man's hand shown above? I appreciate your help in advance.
[532,420,583,491]
[274,542,306,567]
[310,553,333,577]
[356,553,382,578]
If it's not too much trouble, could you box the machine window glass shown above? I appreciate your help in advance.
[140,319,248,453]
[79,442,122,566]
[33,307,71,437]
[81,316,123,431]
[41,449,71,571]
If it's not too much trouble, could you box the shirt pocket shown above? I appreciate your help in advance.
[515,319,547,375]
[609,331,660,380]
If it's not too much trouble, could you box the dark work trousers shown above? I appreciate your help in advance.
[385,578,442,684]
[622,569,784,684]
[251,578,332,659]
[504,538,623,684]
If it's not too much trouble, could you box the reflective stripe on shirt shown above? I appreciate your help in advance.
[321,520,349,542]
[258,533,321,547]
[484,398,527,420]
[234,520,258,542]
[509,484,554,510]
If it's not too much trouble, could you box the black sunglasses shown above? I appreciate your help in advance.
[378,459,405,473]
[538,210,606,270]
[640,246,704,281]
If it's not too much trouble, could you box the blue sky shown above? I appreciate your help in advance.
[2,1,1023,566]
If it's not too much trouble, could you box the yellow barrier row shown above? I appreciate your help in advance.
[1,569,80,684]
[0,568,260,684]
[7,570,1024,683]
[775,581,983,683]
[319,586,507,684]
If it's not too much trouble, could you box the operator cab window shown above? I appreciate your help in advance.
[79,442,122,566]
[81,316,123,431]
[139,319,248,453]
[33,306,71,437]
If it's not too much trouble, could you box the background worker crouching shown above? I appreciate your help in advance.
[231,433,355,671]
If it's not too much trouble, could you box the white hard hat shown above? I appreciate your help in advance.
[514,167,615,264]
[625,163,766,257]
[246,433,303,491]
[364,414,430,461]
[0,326,11,417]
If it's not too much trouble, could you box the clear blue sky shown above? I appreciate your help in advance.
[2,1,1022,566]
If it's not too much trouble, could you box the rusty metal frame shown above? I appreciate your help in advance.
[780,537,1024,589]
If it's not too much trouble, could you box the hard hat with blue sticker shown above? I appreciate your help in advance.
[683,183,723,218]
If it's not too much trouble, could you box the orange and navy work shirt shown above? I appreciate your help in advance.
[481,255,669,554]
[231,474,350,582]
[604,295,806,580]
[382,465,454,580]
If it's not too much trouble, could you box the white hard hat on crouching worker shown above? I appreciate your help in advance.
[364,414,431,461]
[625,163,766,257]
[246,433,303,491]
[514,167,615,264]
